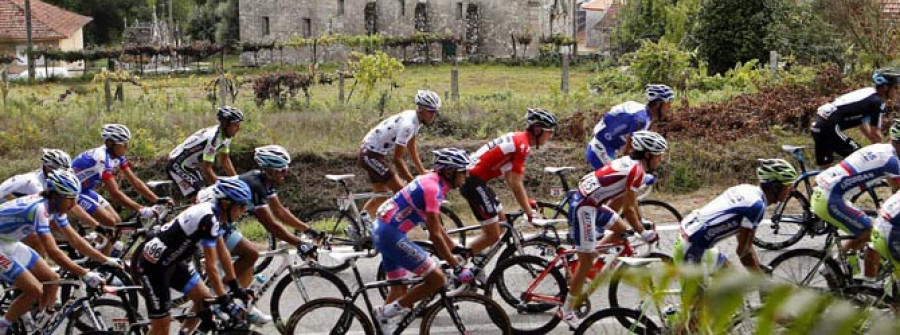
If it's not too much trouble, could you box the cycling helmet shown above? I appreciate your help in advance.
[415,90,442,110]
[45,169,81,198]
[432,148,472,171]
[212,177,253,205]
[41,149,72,169]
[631,131,668,153]
[525,108,558,130]
[757,159,799,185]
[101,124,132,143]
[890,119,900,142]
[645,84,675,102]
[254,145,292,169]
[217,106,245,123]
[873,69,900,86]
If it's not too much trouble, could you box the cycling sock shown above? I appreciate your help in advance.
[0,318,10,335]
[382,302,405,318]
[563,293,579,311]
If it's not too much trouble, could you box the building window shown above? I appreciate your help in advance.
[399,0,406,16]
[303,18,312,37]
[262,16,270,36]
[338,0,345,16]
[456,3,463,19]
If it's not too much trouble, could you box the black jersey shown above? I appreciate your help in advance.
[142,202,221,267]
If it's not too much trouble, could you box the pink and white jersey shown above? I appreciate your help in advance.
[376,172,449,233]
[578,156,645,205]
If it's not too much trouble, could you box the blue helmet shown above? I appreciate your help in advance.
[645,84,675,102]
[45,169,81,198]
[213,177,252,205]
[254,145,291,169]
[873,69,900,86]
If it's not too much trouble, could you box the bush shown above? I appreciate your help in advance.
[626,39,692,86]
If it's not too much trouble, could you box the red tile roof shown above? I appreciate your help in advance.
[581,0,613,12]
[0,0,91,41]
[886,0,900,15]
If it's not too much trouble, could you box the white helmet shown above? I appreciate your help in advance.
[45,169,81,198]
[414,90,442,110]
[432,148,472,171]
[41,149,72,169]
[101,124,132,143]
[254,145,291,169]
[631,131,668,153]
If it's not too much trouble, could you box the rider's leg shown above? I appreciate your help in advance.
[398,270,445,308]
[3,264,41,326]
[470,215,505,255]
[230,236,258,288]
[28,257,58,311]
[460,177,504,254]
[363,176,403,217]
[182,279,213,333]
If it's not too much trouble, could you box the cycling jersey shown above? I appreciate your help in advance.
[0,171,45,203]
[577,156,645,206]
[0,195,68,243]
[815,88,885,130]
[678,185,766,263]
[197,171,275,210]
[360,110,421,155]
[812,144,900,236]
[469,132,531,181]
[72,146,131,192]
[586,101,651,169]
[373,172,447,279]
[168,126,231,170]
[141,202,221,267]
[872,192,900,273]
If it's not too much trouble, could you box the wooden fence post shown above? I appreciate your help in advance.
[561,53,570,94]
[451,62,459,101]
[104,77,112,112]
[219,73,228,107]
[338,66,345,103]
[770,50,779,77]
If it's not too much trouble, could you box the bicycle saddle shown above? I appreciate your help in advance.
[781,145,807,154]
[617,257,665,267]
[146,180,173,188]
[544,167,576,174]
[328,251,371,264]
[325,174,355,182]
[531,218,567,228]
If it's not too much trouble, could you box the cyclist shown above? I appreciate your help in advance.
[812,121,900,281]
[811,69,899,169]
[195,145,324,325]
[674,159,798,272]
[464,108,557,257]
[358,90,441,219]
[559,130,664,328]
[167,106,244,198]
[585,84,674,169]
[135,178,251,335]
[1,149,72,203]
[0,169,114,335]
[372,148,473,334]
[72,124,168,231]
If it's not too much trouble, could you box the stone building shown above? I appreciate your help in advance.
[238,0,580,63]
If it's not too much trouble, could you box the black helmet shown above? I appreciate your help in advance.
[525,108,558,130]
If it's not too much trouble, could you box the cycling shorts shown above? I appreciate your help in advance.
[223,229,244,251]
[357,149,394,184]
[136,257,202,319]
[459,176,501,225]
[811,187,871,236]
[585,139,615,170]
[373,221,436,280]
[570,198,619,253]
[166,161,205,197]
[0,242,39,284]
[811,119,861,167]
[872,221,900,278]
[77,189,112,215]
[673,238,727,271]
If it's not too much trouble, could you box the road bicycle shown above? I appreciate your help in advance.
[82,295,262,335]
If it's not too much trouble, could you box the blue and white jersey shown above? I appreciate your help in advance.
[0,171,45,204]
[0,195,68,243]
[681,185,766,246]
[589,101,651,158]
[816,87,885,130]
[72,146,131,192]
[816,144,900,194]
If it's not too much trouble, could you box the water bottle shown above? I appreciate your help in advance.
[359,212,374,233]
[249,273,267,292]
[110,241,125,258]
[664,305,678,326]
[847,251,860,276]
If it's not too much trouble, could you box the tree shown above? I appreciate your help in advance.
[815,0,900,67]
[185,0,218,41]
[214,0,239,47]
[611,0,672,55]
[45,0,152,45]
[764,0,846,66]
[695,0,776,74]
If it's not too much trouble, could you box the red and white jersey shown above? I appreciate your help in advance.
[469,132,531,181]
[578,156,645,205]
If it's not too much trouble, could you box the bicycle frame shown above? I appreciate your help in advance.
[249,246,318,303]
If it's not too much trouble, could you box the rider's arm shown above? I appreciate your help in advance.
[219,153,237,177]
[66,204,100,229]
[859,122,883,144]
[202,237,236,297]
[736,228,761,272]
[255,204,301,245]
[407,136,427,175]
[505,171,534,221]
[201,161,218,185]
[393,145,415,182]
[54,219,111,264]
[37,232,89,276]
[620,189,646,233]
[120,167,159,203]
[425,212,458,267]
[102,177,143,212]
[269,195,311,232]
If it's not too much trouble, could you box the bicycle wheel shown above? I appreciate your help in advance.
[420,292,512,334]
[768,248,844,292]
[270,267,352,333]
[536,201,568,220]
[301,207,356,272]
[64,298,140,334]
[440,205,466,245]
[754,191,810,250]
[574,307,660,335]
[484,255,566,335]
[497,235,561,263]
[283,297,375,335]
[849,181,892,215]
[61,267,141,310]
[608,252,675,311]
[638,200,682,253]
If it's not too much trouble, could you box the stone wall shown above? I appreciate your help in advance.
[238,0,577,64]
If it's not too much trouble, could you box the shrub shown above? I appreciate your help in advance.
[625,40,692,86]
